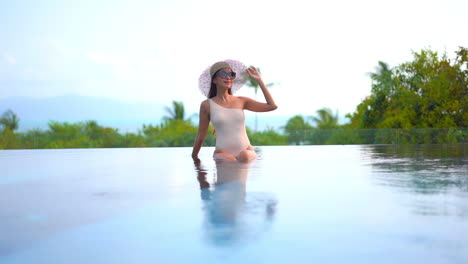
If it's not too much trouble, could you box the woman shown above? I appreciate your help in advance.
[192,60,277,162]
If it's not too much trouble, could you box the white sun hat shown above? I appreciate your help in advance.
[198,59,249,97]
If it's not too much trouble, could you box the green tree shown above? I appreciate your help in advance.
[0,128,18,149]
[284,115,313,145]
[120,133,146,148]
[310,107,339,129]
[142,119,200,147]
[18,129,47,149]
[46,121,89,148]
[83,120,122,147]
[247,127,288,145]
[347,47,468,130]
[164,101,187,121]
[0,109,20,131]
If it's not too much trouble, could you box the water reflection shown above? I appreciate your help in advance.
[365,144,468,194]
[193,158,276,246]
[364,144,468,217]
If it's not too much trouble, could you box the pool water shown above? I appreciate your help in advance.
[0,144,467,263]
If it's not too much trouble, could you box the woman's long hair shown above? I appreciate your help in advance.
[208,70,232,98]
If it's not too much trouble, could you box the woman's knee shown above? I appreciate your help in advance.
[236,150,256,163]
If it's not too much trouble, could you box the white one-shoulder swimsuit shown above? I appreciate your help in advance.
[209,99,251,156]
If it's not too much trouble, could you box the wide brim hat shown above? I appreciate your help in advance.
[198,59,249,97]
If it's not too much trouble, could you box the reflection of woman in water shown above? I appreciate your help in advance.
[192,60,277,163]
[193,158,276,246]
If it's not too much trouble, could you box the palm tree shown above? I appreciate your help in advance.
[369,61,391,79]
[284,115,313,145]
[0,109,20,131]
[163,101,187,121]
[310,108,339,129]
[245,67,278,131]
[368,61,394,95]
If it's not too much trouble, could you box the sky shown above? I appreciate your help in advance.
[1,0,467,118]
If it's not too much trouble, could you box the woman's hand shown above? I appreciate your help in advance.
[192,154,201,164]
[246,67,262,82]
[242,66,277,112]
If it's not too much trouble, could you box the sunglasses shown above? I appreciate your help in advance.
[216,70,236,79]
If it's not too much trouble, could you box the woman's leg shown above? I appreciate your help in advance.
[213,149,236,161]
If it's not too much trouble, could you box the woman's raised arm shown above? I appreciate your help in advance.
[243,67,277,112]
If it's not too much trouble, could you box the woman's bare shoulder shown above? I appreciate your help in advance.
[201,99,210,106]
[200,99,210,113]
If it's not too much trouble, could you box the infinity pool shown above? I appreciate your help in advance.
[1,145,467,263]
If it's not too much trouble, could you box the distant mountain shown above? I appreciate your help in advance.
[0,95,166,132]
[0,94,166,120]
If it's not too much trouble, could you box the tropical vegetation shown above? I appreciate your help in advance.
[1,47,466,149]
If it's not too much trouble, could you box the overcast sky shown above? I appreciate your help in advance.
[1,0,467,117]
